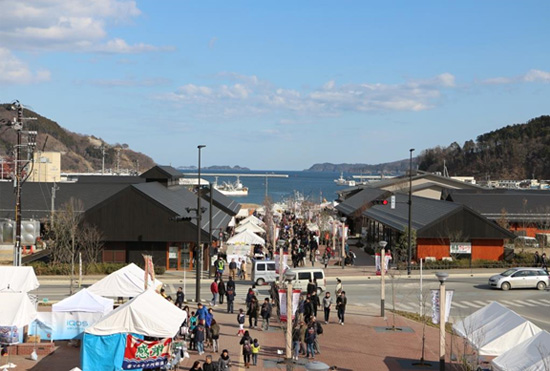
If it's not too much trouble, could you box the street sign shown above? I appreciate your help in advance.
[450,242,471,254]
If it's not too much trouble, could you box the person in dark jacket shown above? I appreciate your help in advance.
[303,296,314,324]
[226,276,236,292]
[202,355,215,371]
[260,297,272,331]
[248,298,259,329]
[175,287,185,309]
[189,360,202,371]
[240,330,253,368]
[194,321,206,355]
[336,291,347,325]
[305,324,317,359]
[226,287,235,314]
[218,278,226,305]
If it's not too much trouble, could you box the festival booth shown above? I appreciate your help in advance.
[491,330,550,371]
[240,215,265,227]
[81,290,186,371]
[87,263,163,298]
[0,266,40,292]
[0,293,38,344]
[227,230,265,246]
[453,302,542,356]
[29,289,115,341]
[235,221,266,234]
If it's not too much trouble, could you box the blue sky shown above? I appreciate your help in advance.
[1,1,550,170]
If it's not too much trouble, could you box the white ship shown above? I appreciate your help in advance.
[334,172,356,187]
[213,176,249,196]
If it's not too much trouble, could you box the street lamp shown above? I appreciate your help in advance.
[435,272,449,371]
[340,217,347,270]
[379,240,387,317]
[407,148,415,276]
[196,144,206,303]
[283,270,295,370]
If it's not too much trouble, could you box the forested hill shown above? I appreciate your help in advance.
[417,115,550,179]
[0,104,155,172]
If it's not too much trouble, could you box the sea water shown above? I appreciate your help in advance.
[180,170,352,205]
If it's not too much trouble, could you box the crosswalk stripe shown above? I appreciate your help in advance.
[397,303,414,310]
[518,300,536,307]
[526,299,544,306]
[539,299,550,305]
[473,300,488,306]
[451,302,468,309]
[367,302,378,308]
[499,300,523,307]
[462,301,482,308]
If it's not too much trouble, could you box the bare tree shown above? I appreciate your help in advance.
[78,223,104,273]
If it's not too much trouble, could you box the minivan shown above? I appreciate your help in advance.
[284,267,326,294]
[515,236,540,249]
[252,260,277,285]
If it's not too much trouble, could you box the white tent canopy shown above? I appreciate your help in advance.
[0,266,39,292]
[235,221,266,234]
[492,330,550,371]
[88,263,163,298]
[0,293,37,327]
[53,288,114,315]
[85,290,186,338]
[236,208,249,218]
[453,301,542,356]
[241,215,265,227]
[227,229,265,246]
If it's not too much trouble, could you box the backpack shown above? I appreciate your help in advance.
[316,322,323,335]
[243,340,252,353]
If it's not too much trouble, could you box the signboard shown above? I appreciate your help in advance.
[450,242,471,254]
[279,289,301,322]
[431,289,454,324]
[0,326,20,344]
[52,311,104,340]
[122,335,172,370]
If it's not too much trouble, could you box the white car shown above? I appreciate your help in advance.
[488,267,549,291]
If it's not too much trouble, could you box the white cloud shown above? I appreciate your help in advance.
[0,48,50,84]
[480,69,550,85]
[523,69,550,83]
[85,77,170,87]
[163,72,455,117]
[0,0,171,54]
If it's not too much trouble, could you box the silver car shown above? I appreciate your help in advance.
[489,267,549,291]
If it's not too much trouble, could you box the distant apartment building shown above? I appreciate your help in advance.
[28,151,61,182]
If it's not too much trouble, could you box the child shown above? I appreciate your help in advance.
[251,338,261,366]
[188,311,198,350]
[237,308,245,336]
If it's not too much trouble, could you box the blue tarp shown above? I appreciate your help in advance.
[81,333,127,371]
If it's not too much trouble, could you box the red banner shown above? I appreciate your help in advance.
[122,334,171,370]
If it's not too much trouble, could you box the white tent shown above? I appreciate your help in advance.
[227,230,265,246]
[492,330,550,371]
[241,215,265,227]
[88,263,163,298]
[53,288,113,315]
[453,301,542,356]
[235,221,266,234]
[0,266,39,292]
[85,289,185,338]
[236,208,249,218]
[0,293,37,327]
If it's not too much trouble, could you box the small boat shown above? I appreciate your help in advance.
[213,176,249,196]
[334,172,356,187]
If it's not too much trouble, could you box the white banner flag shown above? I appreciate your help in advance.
[279,289,301,322]
[431,289,454,324]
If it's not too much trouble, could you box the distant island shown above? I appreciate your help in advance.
[305,160,411,174]
[177,165,250,171]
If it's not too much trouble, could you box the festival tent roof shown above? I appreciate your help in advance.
[453,301,542,356]
[0,266,39,292]
[235,221,266,234]
[0,293,37,327]
[492,330,550,371]
[88,263,163,298]
[226,229,265,246]
[85,289,186,338]
[53,288,114,315]
[236,208,249,218]
[241,215,265,226]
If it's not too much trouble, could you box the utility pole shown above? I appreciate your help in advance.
[196,145,206,303]
[208,182,213,279]
[100,144,106,175]
[407,148,415,276]
[114,147,121,174]
[51,182,59,224]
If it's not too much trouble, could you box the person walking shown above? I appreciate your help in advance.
[189,360,202,371]
[194,320,206,355]
[335,278,343,297]
[251,339,260,366]
[305,323,317,359]
[189,311,198,351]
[210,279,219,306]
[542,253,548,272]
[336,291,347,325]
[535,251,541,267]
[237,308,246,336]
[218,349,231,371]
[229,258,237,280]
[322,252,329,269]
[248,298,259,329]
[175,287,185,309]
[292,324,301,360]
[322,292,332,324]
[226,286,235,314]
[260,297,272,331]
[218,278,226,305]
[203,355,215,371]
[241,259,248,280]
[240,330,253,368]
[210,319,220,353]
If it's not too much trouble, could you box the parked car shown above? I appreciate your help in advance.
[514,236,540,249]
[488,267,549,291]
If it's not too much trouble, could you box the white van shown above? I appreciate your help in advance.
[515,236,540,248]
[285,267,326,294]
[252,260,277,285]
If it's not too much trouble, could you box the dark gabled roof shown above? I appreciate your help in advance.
[202,187,241,216]
[336,188,390,216]
[131,182,231,235]
[445,189,550,222]
[364,194,515,239]
[0,181,129,220]
[140,165,183,181]
[366,171,482,190]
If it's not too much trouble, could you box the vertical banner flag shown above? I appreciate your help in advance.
[431,289,454,324]
[375,252,381,272]
[274,252,289,274]
[142,255,155,290]
[122,335,172,370]
[279,289,301,322]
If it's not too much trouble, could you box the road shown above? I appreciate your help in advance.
[32,274,550,331]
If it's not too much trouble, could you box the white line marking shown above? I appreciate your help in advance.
[499,300,524,307]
